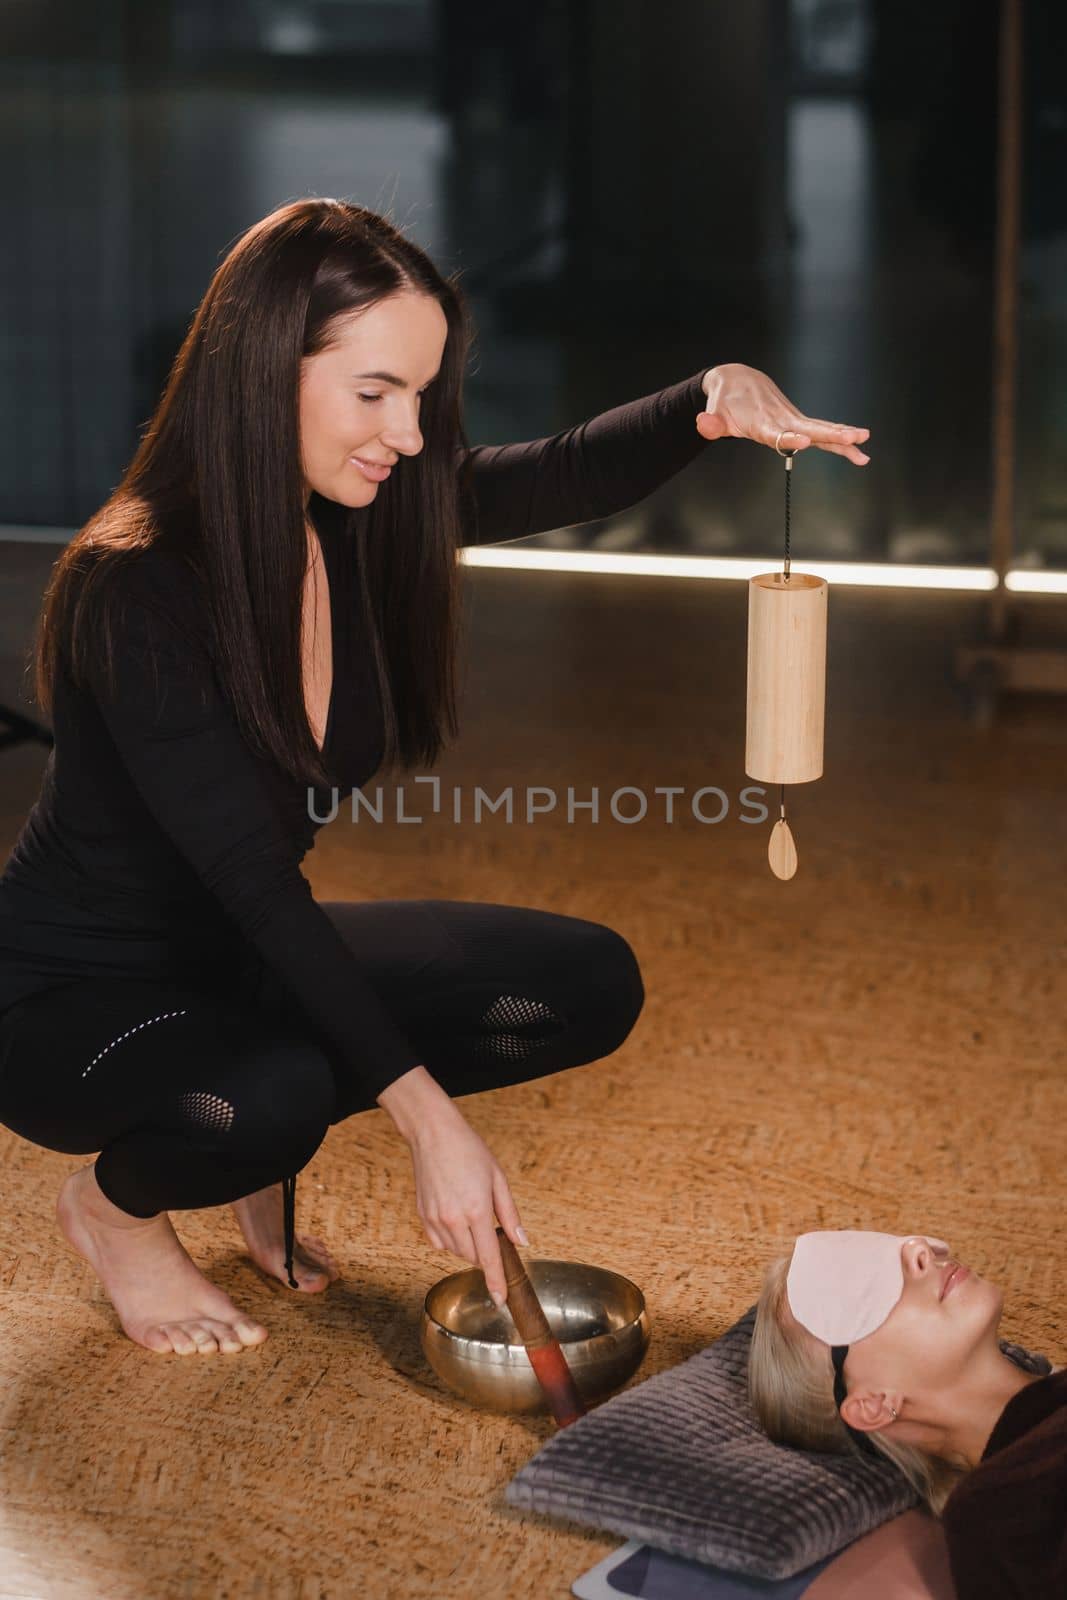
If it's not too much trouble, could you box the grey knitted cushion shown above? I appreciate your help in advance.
[504,1307,1051,1581]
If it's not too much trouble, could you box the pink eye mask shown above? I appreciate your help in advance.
[785,1230,950,1346]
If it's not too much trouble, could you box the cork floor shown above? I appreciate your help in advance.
[0,563,1064,1598]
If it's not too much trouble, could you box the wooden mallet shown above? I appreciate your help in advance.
[493,1226,586,1427]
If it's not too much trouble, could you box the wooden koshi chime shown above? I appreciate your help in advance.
[744,439,828,879]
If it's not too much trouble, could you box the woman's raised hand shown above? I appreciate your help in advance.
[401,1089,529,1308]
[697,362,870,465]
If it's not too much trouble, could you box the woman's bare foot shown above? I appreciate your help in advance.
[231,1182,341,1293]
[56,1164,269,1356]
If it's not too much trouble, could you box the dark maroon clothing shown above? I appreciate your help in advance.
[942,1367,1067,1600]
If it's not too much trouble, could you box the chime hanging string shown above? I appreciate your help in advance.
[777,433,797,825]
[783,448,793,580]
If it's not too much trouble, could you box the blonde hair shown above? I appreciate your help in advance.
[748,1255,967,1516]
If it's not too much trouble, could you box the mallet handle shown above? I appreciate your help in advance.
[496,1227,587,1427]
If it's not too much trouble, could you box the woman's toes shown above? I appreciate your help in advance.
[290,1263,328,1293]
[301,1233,334,1258]
[300,1235,341,1279]
[235,1318,269,1347]
[160,1322,199,1355]
[144,1317,262,1355]
[142,1325,176,1355]
[297,1261,332,1292]
[203,1320,245,1354]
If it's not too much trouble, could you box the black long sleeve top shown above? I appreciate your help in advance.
[0,369,711,1103]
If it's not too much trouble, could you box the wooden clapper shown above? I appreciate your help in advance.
[745,439,827,880]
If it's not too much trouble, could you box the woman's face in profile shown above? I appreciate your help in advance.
[299,288,449,508]
[825,1235,1003,1398]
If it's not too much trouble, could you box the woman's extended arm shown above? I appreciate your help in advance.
[455,367,711,547]
[87,551,423,1108]
[455,363,871,548]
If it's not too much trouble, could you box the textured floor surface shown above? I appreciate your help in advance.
[0,560,1064,1598]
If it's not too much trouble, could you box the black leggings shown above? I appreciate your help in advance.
[0,898,644,1282]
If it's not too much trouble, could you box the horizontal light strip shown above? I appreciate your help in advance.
[461,546,1001,591]
[5,525,1061,595]
[1004,570,1067,594]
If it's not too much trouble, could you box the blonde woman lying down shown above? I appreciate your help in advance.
[748,1230,1065,1600]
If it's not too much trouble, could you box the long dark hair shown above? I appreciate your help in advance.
[34,198,475,788]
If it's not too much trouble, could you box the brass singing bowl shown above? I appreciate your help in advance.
[420,1257,650,1414]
